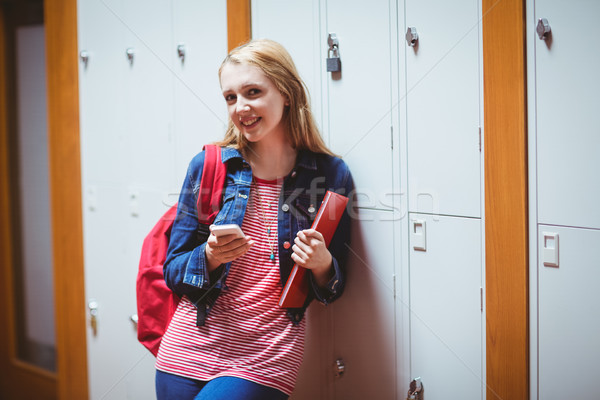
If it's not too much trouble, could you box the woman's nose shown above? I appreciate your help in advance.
[236,99,251,113]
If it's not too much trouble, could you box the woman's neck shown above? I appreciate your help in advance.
[245,139,297,181]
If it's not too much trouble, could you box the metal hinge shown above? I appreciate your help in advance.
[479,126,482,152]
[480,287,483,312]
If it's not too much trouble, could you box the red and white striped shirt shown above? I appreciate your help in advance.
[156,177,305,395]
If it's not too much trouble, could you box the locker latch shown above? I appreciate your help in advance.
[406,377,424,400]
[327,33,341,73]
[333,358,345,378]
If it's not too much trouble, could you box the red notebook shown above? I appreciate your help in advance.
[278,191,349,308]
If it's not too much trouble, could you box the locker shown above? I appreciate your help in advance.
[405,0,481,218]
[408,213,483,399]
[326,0,396,209]
[78,1,148,398]
[251,0,324,132]
[121,0,174,191]
[78,0,127,185]
[534,0,600,230]
[172,0,228,186]
[251,3,399,398]
[78,1,228,399]
[82,183,154,400]
[538,225,600,399]
[330,209,397,399]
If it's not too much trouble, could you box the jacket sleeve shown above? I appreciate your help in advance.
[163,152,219,297]
[309,160,355,305]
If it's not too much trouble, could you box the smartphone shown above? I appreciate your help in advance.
[211,224,244,238]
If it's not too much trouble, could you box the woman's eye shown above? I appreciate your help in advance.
[248,88,260,96]
[224,94,236,102]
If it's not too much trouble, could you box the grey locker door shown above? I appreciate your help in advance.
[534,0,600,230]
[326,0,396,210]
[121,0,174,191]
[329,209,397,399]
[251,1,399,398]
[172,0,228,186]
[325,0,398,398]
[251,0,324,133]
[405,0,481,219]
[538,225,600,399]
[79,1,157,399]
[409,214,483,399]
[250,3,332,399]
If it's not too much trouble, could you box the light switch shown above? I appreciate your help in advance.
[542,232,559,267]
[412,219,426,251]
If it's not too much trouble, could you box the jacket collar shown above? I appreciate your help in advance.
[220,146,318,171]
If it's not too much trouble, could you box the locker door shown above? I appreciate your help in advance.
[78,1,150,399]
[329,210,397,399]
[122,0,174,191]
[326,0,395,209]
[251,2,398,398]
[538,226,600,399]
[325,1,398,398]
[409,214,483,398]
[79,0,175,398]
[534,0,600,230]
[251,0,324,131]
[405,0,481,218]
[172,0,228,186]
[250,3,333,399]
[78,0,127,186]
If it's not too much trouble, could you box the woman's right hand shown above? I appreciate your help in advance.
[205,226,254,272]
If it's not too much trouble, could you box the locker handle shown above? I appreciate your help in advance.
[406,27,419,47]
[537,18,551,40]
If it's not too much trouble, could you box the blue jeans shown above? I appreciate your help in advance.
[155,370,289,400]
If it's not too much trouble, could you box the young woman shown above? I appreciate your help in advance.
[155,39,354,400]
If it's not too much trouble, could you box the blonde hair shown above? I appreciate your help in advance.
[215,39,334,156]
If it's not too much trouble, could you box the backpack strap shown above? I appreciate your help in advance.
[197,144,226,225]
[194,144,226,326]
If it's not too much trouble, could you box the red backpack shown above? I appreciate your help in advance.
[136,145,226,356]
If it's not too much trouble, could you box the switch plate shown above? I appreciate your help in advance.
[412,219,427,251]
[542,232,559,267]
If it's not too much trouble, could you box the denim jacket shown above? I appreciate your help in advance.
[163,147,354,325]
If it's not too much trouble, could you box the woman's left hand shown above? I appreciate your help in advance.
[291,229,333,287]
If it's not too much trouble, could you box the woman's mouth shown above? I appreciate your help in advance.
[241,117,260,127]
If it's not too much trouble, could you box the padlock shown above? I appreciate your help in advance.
[406,377,423,400]
[327,46,341,72]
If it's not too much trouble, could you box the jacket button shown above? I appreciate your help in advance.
[283,241,291,249]
[282,204,290,212]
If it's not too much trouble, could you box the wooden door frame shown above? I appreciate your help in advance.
[483,0,529,399]
[0,4,58,399]
[44,0,89,398]
[0,1,65,398]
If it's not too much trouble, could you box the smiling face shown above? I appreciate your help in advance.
[220,62,289,145]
